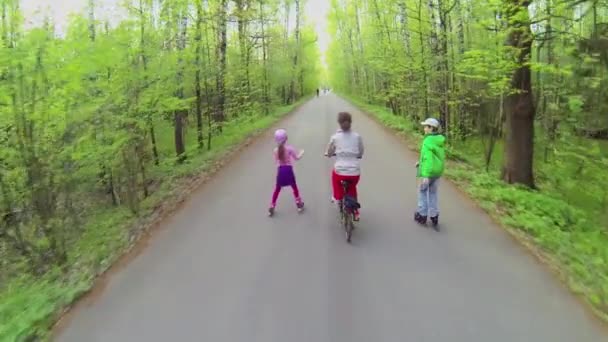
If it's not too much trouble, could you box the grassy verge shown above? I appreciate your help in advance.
[345,95,608,322]
[0,100,306,341]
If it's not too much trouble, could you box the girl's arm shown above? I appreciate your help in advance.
[291,146,304,160]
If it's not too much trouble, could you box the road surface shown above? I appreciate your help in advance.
[56,95,606,342]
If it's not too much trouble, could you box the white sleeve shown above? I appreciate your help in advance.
[358,135,364,158]
[326,135,336,155]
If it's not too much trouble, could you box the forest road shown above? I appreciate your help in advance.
[55,95,607,342]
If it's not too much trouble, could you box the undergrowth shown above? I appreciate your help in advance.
[0,101,302,342]
[347,95,608,320]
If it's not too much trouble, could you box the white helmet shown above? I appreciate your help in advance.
[421,118,440,128]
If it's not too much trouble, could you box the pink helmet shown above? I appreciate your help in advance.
[274,129,288,144]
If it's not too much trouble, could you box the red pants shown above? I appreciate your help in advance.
[332,170,360,202]
[271,184,300,207]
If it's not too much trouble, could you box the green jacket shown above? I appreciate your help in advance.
[418,133,446,178]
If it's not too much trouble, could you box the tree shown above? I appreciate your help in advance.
[501,0,535,187]
[195,0,205,149]
[215,0,228,128]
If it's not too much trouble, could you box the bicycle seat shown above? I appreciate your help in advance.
[344,195,361,210]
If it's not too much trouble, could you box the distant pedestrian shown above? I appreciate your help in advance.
[414,118,445,229]
[316,88,319,97]
[268,129,305,217]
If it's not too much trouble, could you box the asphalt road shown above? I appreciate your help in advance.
[55,95,606,342]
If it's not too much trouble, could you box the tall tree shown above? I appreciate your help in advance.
[215,0,228,128]
[501,0,535,187]
[194,0,205,149]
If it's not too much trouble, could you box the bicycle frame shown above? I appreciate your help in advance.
[339,180,355,243]
[324,153,358,243]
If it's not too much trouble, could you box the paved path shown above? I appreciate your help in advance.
[56,95,606,342]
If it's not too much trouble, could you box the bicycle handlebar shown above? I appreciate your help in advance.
[324,153,362,159]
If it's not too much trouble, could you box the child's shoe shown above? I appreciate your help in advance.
[268,206,275,217]
[430,215,439,230]
[414,212,427,225]
[296,200,305,212]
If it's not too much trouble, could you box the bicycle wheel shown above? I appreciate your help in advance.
[344,210,353,243]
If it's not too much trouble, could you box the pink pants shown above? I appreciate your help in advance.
[271,183,301,208]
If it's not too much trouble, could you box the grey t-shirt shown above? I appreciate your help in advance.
[326,129,364,176]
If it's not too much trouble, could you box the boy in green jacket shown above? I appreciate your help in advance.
[415,118,445,229]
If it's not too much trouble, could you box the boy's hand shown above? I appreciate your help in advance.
[297,150,305,159]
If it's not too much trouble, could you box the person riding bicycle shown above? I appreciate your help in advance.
[325,112,364,221]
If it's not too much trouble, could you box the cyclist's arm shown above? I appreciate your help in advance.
[325,136,336,156]
[357,135,364,159]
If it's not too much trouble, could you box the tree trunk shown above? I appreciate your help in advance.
[354,1,370,99]
[259,0,270,114]
[399,1,412,56]
[195,1,204,150]
[175,12,188,163]
[174,110,187,163]
[455,0,467,139]
[542,0,559,163]
[236,0,251,107]
[437,0,450,135]
[203,8,214,150]
[149,122,159,165]
[215,0,227,128]
[136,143,149,197]
[282,0,290,104]
[418,0,429,119]
[88,0,96,42]
[289,0,301,104]
[139,0,159,164]
[502,0,535,188]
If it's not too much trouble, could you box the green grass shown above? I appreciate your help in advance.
[0,100,304,342]
[346,95,608,321]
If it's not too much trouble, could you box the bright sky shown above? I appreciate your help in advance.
[21,0,124,30]
[20,0,330,66]
[304,0,330,67]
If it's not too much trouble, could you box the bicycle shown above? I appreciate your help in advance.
[325,153,361,243]
[339,180,360,243]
